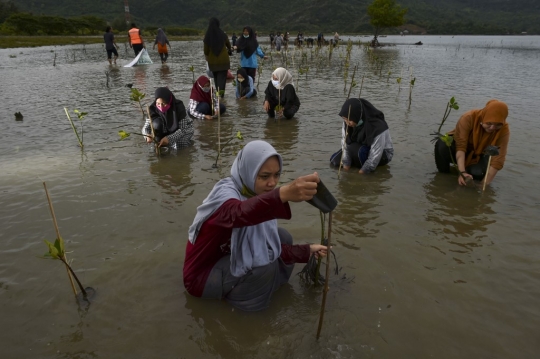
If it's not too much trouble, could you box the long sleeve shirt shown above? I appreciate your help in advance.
[188,96,220,120]
[236,76,256,99]
[142,105,194,148]
[183,188,311,297]
[346,129,393,173]
[239,46,265,68]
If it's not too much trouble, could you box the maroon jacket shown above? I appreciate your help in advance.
[183,188,311,297]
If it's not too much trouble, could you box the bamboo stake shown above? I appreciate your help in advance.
[337,105,351,179]
[217,87,221,166]
[146,105,159,156]
[316,211,332,340]
[358,75,365,99]
[43,182,78,297]
[347,65,357,99]
[483,156,492,191]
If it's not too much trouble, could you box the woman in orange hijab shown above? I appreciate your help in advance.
[435,99,510,186]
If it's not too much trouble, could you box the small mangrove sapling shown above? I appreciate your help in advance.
[130,88,146,118]
[213,131,244,168]
[41,182,94,302]
[64,108,87,148]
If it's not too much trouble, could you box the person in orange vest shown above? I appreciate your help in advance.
[128,23,145,56]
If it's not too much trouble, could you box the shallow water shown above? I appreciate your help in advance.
[1,35,540,358]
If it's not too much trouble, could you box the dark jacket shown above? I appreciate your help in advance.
[204,38,232,72]
[264,82,300,111]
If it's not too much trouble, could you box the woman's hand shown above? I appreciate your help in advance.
[279,172,319,203]
[458,172,473,186]
[204,114,214,120]
[158,137,169,147]
[145,136,153,144]
[263,100,270,112]
[240,96,246,100]
[310,244,328,259]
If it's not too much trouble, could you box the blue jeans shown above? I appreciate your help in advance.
[196,102,226,116]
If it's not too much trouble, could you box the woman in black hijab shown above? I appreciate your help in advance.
[203,18,232,97]
[330,98,394,173]
[235,68,257,99]
[234,26,265,80]
[142,87,194,149]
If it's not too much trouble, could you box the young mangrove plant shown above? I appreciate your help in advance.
[130,87,146,118]
[431,97,470,184]
[64,108,87,148]
[41,182,94,303]
[213,131,244,168]
[188,65,195,83]
[408,77,416,109]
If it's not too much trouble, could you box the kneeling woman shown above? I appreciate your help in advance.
[184,140,328,311]
[142,87,193,149]
[188,75,226,120]
[331,98,394,173]
[263,67,300,119]
[235,68,257,99]
[434,99,509,186]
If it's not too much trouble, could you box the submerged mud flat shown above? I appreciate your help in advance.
[1,35,540,358]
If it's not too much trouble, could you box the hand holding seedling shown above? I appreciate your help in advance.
[310,244,329,259]
[458,172,474,186]
[280,172,320,203]
[158,137,169,147]
[263,100,271,112]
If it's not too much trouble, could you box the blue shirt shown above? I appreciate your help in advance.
[240,46,265,68]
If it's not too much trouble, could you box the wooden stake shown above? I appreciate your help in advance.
[146,105,159,156]
[483,156,492,191]
[43,182,78,297]
[316,211,332,339]
[338,105,351,179]
[358,75,365,99]
[217,87,221,166]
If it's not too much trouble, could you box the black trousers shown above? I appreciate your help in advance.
[212,70,228,96]
[434,138,489,180]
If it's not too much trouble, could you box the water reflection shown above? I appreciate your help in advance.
[158,64,172,84]
[148,147,195,208]
[332,169,393,248]
[423,173,496,262]
[263,118,299,160]
[183,284,321,359]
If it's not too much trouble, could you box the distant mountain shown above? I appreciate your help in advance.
[12,0,540,34]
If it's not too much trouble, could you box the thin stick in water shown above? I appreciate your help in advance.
[483,156,492,191]
[316,211,333,340]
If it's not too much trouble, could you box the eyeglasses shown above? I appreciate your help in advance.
[483,122,504,129]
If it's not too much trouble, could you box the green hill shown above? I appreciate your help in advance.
[9,0,540,34]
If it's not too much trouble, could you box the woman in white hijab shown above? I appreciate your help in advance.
[184,140,327,311]
[263,67,301,119]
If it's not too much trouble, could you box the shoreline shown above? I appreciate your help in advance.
[0,35,203,49]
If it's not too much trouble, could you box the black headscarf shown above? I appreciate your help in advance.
[235,26,258,58]
[237,68,250,90]
[339,98,388,146]
[150,87,180,140]
[203,17,227,57]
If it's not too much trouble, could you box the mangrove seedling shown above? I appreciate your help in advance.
[64,108,86,148]
[387,71,392,83]
[188,65,195,83]
[431,96,460,141]
[14,112,23,121]
[213,131,244,168]
[408,77,416,110]
[41,182,94,303]
[129,87,146,117]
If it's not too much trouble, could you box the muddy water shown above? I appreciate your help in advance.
[1,35,539,358]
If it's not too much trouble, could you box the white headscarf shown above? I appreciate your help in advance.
[188,140,283,277]
[272,67,294,89]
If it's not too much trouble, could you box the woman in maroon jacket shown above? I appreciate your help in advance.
[184,140,328,311]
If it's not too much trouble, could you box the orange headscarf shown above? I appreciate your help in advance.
[452,99,509,167]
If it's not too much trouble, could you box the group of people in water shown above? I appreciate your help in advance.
[132,18,512,311]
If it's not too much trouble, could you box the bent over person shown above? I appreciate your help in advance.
[183,140,328,311]
[435,99,509,186]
